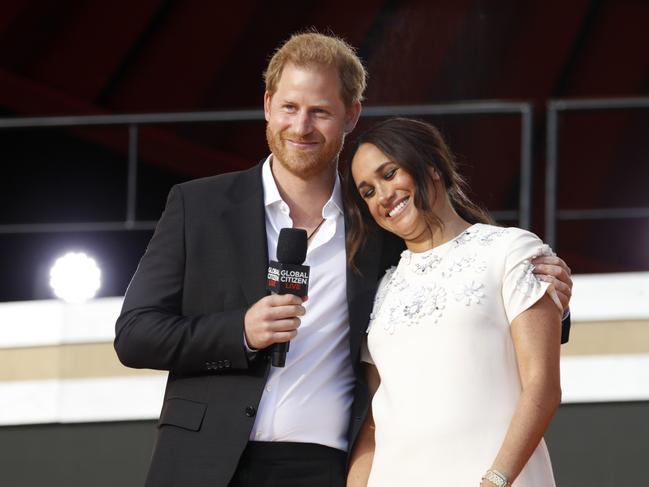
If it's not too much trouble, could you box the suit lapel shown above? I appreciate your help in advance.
[221,163,269,306]
[346,225,383,360]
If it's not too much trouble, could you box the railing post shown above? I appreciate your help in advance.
[126,124,139,229]
[545,101,560,249]
[519,104,533,230]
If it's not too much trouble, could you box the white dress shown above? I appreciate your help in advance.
[362,224,558,487]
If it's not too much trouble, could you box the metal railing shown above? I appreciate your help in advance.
[545,96,649,248]
[0,101,534,234]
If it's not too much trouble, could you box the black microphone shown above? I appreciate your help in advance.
[266,228,310,367]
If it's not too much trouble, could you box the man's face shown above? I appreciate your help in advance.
[264,62,360,180]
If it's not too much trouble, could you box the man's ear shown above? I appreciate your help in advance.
[264,91,272,122]
[344,101,362,134]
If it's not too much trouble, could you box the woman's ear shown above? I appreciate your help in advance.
[428,166,441,181]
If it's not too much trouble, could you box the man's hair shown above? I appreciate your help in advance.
[264,31,367,107]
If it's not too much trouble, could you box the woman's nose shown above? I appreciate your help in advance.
[377,183,394,206]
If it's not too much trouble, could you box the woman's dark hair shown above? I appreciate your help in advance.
[343,117,494,269]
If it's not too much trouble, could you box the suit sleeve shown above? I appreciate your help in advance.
[114,185,252,374]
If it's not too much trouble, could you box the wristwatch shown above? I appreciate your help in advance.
[482,469,510,487]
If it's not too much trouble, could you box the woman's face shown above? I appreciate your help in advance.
[351,143,432,248]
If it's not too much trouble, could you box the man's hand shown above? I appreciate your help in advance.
[244,294,306,350]
[532,255,573,312]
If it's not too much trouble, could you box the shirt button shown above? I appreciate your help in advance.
[266,385,272,392]
[245,406,257,417]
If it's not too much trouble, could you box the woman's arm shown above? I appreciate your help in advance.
[481,294,562,486]
[347,363,381,487]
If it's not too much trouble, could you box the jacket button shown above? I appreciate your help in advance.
[223,360,231,368]
[245,406,256,417]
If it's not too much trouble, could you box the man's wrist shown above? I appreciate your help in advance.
[243,332,258,356]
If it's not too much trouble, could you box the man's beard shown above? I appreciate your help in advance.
[266,124,344,180]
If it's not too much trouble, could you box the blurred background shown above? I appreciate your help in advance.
[0,0,647,485]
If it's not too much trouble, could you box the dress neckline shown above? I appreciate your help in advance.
[401,223,480,261]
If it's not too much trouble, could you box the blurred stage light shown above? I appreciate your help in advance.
[49,252,101,303]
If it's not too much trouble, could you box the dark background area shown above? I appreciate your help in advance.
[1,0,648,302]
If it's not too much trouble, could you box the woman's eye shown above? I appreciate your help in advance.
[362,188,375,199]
[384,169,396,179]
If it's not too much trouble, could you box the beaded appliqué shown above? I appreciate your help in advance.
[412,253,442,275]
[478,228,507,246]
[454,281,485,305]
[368,265,447,334]
[443,253,488,278]
[453,228,478,247]
[384,281,447,334]
[367,266,398,332]
[515,244,555,297]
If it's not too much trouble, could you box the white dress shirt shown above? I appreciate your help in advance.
[249,155,354,451]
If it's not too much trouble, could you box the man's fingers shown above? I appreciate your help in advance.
[271,330,298,343]
[268,304,305,321]
[533,264,573,288]
[539,275,571,311]
[532,255,572,276]
[267,293,305,306]
[268,317,301,332]
[244,294,306,349]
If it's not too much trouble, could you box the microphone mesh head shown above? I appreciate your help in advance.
[277,228,308,264]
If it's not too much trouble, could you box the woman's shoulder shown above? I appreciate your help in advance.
[470,223,543,246]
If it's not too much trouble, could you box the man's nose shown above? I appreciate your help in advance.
[293,110,312,135]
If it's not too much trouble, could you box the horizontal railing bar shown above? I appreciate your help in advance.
[549,97,649,111]
[362,101,529,117]
[0,110,265,128]
[0,221,158,234]
[558,208,649,220]
[0,211,519,235]
[0,101,530,129]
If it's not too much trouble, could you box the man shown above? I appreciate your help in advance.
[115,32,573,487]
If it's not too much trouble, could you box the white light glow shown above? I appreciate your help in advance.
[49,252,101,303]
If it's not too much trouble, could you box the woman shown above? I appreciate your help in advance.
[344,118,562,486]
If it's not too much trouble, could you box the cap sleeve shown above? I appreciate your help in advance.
[501,229,560,323]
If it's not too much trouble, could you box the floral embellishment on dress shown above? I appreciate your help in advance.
[515,244,556,297]
[383,282,447,334]
[454,281,485,306]
[515,260,539,297]
[478,228,506,246]
[453,228,478,247]
[474,259,488,273]
[367,266,397,332]
[412,253,442,275]
[444,254,476,278]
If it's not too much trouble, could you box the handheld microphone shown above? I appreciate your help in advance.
[266,228,310,367]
